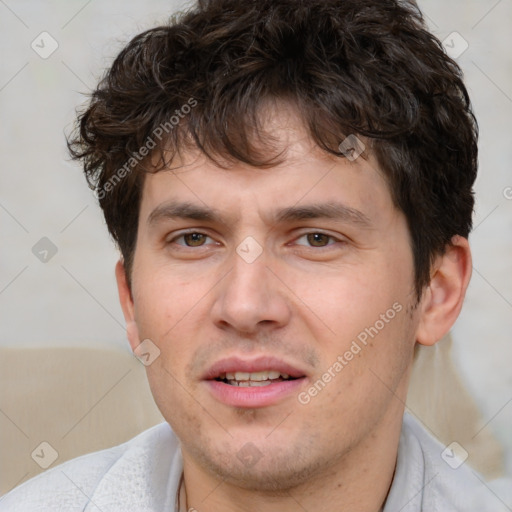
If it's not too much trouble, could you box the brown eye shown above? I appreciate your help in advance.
[181,233,208,246]
[306,233,332,247]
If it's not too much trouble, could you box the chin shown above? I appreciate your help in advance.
[190,440,329,492]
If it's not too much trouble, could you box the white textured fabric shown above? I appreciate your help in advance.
[383,414,512,511]
[0,422,182,512]
[1,413,510,511]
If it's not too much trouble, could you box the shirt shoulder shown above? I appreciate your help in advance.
[387,412,512,512]
[0,422,183,512]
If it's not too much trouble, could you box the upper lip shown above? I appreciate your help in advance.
[202,356,307,380]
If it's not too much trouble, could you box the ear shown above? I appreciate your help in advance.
[415,235,472,347]
[115,260,141,352]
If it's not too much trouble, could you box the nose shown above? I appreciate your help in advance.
[210,248,291,335]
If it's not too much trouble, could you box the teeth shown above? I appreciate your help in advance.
[218,370,293,384]
[246,370,280,381]
[228,370,287,381]
[245,371,265,381]
[229,380,273,387]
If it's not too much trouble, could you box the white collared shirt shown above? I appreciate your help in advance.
[1,412,510,511]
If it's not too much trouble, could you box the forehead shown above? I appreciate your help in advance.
[141,160,389,230]
[139,104,394,228]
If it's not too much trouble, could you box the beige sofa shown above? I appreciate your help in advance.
[0,335,505,496]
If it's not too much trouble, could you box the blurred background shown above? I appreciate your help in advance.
[0,0,511,479]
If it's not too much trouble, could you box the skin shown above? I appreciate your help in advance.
[116,103,472,512]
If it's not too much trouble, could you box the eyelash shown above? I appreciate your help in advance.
[167,230,343,249]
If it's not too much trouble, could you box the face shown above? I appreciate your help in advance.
[118,105,422,491]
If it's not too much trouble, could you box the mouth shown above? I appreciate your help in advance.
[203,356,308,408]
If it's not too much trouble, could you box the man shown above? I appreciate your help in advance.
[1,0,511,510]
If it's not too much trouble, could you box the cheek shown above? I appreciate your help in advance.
[132,269,204,338]
[287,263,402,340]
[287,257,415,400]
[145,358,205,445]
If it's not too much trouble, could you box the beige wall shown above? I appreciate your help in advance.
[1,0,511,474]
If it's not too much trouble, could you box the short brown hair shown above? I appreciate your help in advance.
[67,0,478,302]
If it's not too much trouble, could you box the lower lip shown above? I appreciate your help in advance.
[205,379,306,408]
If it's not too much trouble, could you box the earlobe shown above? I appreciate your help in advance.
[415,236,472,347]
[115,260,141,352]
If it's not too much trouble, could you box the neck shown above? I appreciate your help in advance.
[180,401,405,512]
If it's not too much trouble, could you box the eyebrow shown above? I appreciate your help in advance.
[147,200,373,228]
[274,202,372,227]
[148,201,220,225]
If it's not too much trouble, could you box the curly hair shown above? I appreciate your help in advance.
[67,0,478,303]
